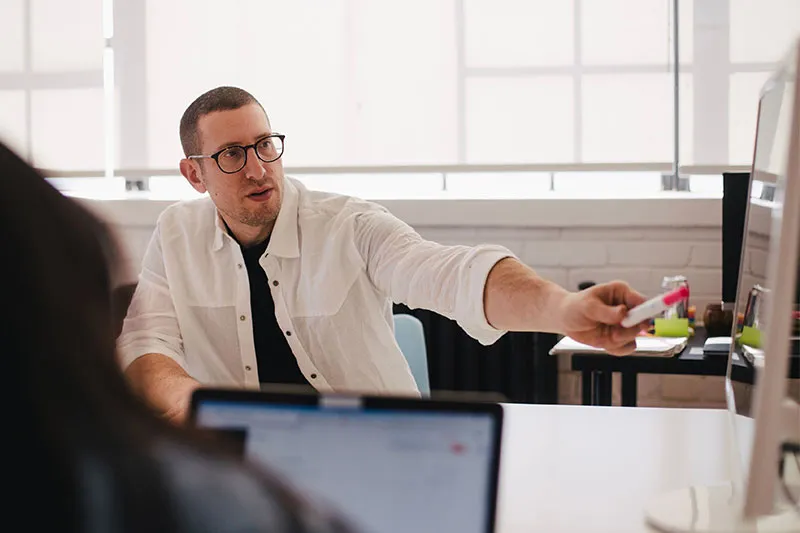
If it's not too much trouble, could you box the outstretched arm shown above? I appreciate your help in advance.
[483,257,648,355]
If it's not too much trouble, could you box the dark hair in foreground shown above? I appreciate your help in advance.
[0,143,351,533]
[179,85,266,157]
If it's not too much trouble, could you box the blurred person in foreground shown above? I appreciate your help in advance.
[0,141,355,533]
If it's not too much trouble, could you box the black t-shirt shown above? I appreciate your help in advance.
[240,239,309,387]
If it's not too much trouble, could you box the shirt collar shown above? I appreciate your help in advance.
[266,177,300,258]
[211,177,300,258]
[212,208,226,251]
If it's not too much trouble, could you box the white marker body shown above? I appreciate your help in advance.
[620,296,669,328]
[620,285,690,328]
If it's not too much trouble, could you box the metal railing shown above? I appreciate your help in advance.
[36,162,749,194]
[36,162,751,178]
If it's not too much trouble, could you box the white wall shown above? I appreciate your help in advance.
[84,194,731,407]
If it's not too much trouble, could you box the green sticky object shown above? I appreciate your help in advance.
[654,318,689,338]
[739,325,762,348]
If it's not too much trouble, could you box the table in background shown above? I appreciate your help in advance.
[569,328,800,406]
[498,404,749,533]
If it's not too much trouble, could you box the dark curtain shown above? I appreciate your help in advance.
[393,304,559,404]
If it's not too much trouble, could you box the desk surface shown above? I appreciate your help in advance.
[498,404,747,533]
[570,329,800,382]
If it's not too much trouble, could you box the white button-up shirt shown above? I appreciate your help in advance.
[118,178,512,395]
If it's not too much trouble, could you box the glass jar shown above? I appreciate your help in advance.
[661,275,690,319]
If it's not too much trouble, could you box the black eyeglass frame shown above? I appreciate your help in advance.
[187,133,285,174]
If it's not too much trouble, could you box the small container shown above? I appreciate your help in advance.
[703,303,733,337]
[743,284,768,329]
[661,275,690,319]
[736,312,745,333]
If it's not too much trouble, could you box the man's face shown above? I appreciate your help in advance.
[183,104,284,234]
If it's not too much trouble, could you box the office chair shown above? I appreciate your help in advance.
[393,313,430,396]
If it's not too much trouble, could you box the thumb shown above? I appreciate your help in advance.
[588,299,627,325]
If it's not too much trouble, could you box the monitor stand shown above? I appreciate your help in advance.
[644,484,800,532]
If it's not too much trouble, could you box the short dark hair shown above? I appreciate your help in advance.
[179,86,267,157]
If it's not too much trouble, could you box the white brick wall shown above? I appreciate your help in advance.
[417,225,724,320]
[607,242,692,267]
[690,243,723,268]
[566,268,652,293]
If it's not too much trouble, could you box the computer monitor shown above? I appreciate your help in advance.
[645,38,800,532]
[735,38,800,520]
[722,172,800,321]
[721,172,751,309]
[190,389,504,533]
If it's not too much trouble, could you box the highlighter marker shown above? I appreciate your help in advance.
[620,286,690,328]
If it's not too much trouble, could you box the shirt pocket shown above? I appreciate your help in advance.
[165,258,238,308]
[290,247,363,317]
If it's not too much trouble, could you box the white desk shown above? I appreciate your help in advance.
[497,404,748,533]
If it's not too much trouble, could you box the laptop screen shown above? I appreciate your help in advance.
[192,392,502,533]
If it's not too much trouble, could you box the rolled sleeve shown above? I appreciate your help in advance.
[352,205,515,346]
[117,320,187,372]
[453,246,515,345]
[116,222,187,372]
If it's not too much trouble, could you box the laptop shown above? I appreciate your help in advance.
[190,388,504,533]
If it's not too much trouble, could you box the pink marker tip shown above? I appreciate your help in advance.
[663,285,690,306]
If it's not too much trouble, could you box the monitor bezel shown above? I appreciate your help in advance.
[742,39,800,519]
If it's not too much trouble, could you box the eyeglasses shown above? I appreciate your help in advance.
[188,133,285,174]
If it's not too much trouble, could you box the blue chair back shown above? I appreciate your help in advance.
[393,313,430,396]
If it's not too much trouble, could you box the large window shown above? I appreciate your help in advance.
[1,0,799,196]
[146,0,459,168]
[728,0,800,164]
[0,0,106,170]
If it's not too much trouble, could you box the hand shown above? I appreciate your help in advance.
[160,379,201,425]
[161,392,192,425]
[557,281,648,355]
[125,354,200,426]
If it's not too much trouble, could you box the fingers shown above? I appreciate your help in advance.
[593,280,647,309]
[582,281,648,330]
[611,323,645,345]
[598,329,639,356]
[606,339,638,356]
[611,320,652,356]
[569,280,650,356]
[592,323,642,356]
[578,331,637,356]
[587,299,628,326]
[164,405,189,425]
[623,287,647,309]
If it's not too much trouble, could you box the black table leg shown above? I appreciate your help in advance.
[600,372,613,405]
[592,371,613,406]
[582,371,592,405]
[621,372,638,407]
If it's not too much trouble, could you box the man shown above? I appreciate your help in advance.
[119,86,647,423]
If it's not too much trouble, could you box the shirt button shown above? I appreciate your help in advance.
[245,366,251,371]
[239,315,246,321]
[310,373,317,379]
[237,264,243,269]
[285,331,292,336]
[272,280,279,286]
